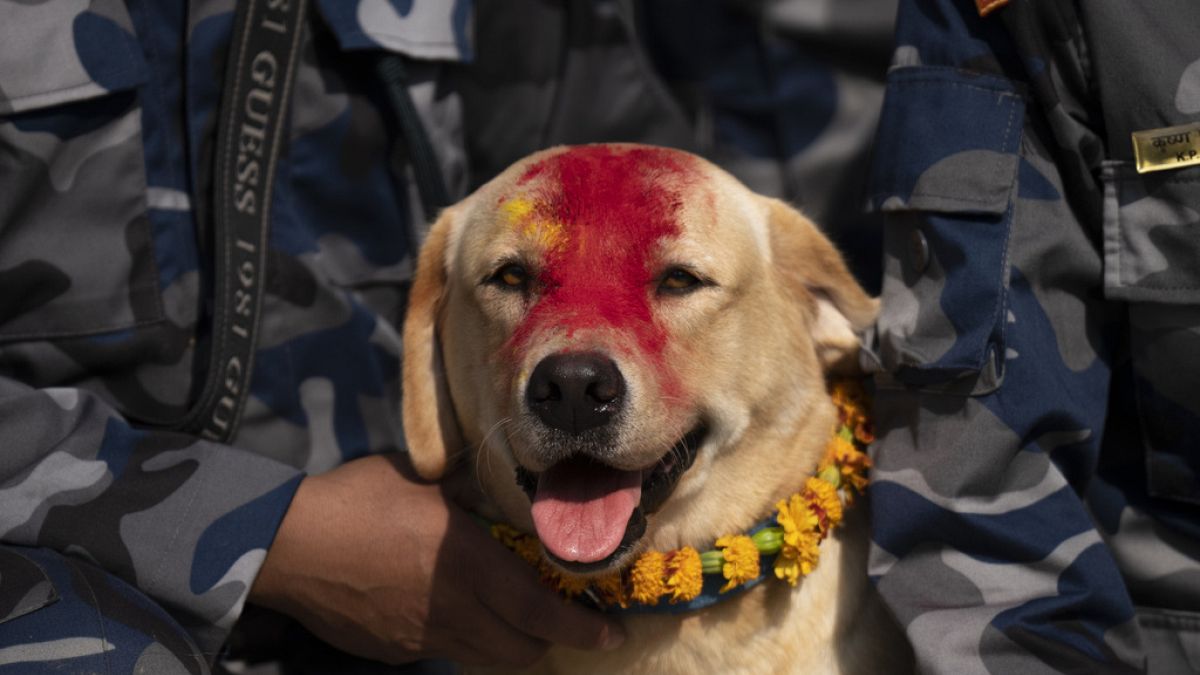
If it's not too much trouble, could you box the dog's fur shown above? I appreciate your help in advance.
[401,144,911,673]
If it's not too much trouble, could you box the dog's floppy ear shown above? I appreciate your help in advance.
[764,197,878,373]
[402,207,464,480]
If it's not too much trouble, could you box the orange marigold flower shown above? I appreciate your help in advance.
[630,551,667,605]
[803,476,843,535]
[715,534,760,593]
[831,379,867,409]
[853,419,876,444]
[835,379,873,437]
[822,435,871,499]
[665,547,704,603]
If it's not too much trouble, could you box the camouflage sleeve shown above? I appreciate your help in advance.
[0,376,303,659]
[0,4,308,658]
[865,1,1147,671]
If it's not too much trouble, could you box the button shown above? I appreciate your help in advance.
[908,227,930,274]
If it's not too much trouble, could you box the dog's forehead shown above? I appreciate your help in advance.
[461,145,767,255]
[504,144,697,245]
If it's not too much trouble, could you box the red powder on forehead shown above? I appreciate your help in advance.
[509,146,697,361]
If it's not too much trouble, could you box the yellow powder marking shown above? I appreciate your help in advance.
[502,196,569,252]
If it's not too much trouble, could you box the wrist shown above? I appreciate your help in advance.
[249,474,324,610]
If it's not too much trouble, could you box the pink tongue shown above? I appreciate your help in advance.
[531,458,642,563]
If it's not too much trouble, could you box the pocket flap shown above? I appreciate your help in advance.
[0,3,147,115]
[869,67,1023,215]
[868,66,1025,393]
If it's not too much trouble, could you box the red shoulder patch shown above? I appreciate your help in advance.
[975,0,1009,17]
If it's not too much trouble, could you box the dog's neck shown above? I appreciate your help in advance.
[490,380,874,616]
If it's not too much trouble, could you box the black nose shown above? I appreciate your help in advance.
[526,353,625,434]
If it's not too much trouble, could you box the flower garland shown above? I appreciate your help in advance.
[491,380,874,609]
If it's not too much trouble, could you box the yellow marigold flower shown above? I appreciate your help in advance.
[776,493,820,538]
[715,535,760,593]
[630,551,667,605]
[796,532,822,575]
[774,548,801,586]
[593,572,628,608]
[491,523,521,548]
[492,525,546,568]
[823,435,856,466]
[554,571,591,598]
[832,379,867,410]
[512,535,543,567]
[665,547,704,603]
[774,494,823,586]
[803,476,843,535]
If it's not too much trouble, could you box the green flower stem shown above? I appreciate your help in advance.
[700,550,724,575]
[752,527,783,554]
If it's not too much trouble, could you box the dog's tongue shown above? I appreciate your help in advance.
[531,458,642,563]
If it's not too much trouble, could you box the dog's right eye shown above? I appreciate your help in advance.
[488,263,529,290]
[659,268,703,294]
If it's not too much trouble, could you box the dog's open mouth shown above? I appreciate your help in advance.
[514,424,707,574]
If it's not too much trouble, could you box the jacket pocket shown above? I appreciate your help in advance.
[0,3,163,342]
[868,66,1024,394]
[1103,163,1200,505]
[1102,162,1200,304]
[1129,303,1200,505]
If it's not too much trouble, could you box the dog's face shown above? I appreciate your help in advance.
[403,144,875,575]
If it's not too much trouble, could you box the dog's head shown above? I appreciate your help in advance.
[402,144,875,574]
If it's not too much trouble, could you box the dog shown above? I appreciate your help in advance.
[401,144,912,673]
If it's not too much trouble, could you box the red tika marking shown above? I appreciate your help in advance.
[509,146,696,369]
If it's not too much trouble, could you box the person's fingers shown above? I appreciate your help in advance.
[439,600,549,667]
[466,533,625,653]
[424,515,552,666]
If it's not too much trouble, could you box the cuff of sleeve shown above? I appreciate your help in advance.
[128,443,305,660]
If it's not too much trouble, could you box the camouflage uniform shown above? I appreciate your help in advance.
[867,0,1200,672]
[0,0,895,671]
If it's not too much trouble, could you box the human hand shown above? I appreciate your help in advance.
[248,453,624,667]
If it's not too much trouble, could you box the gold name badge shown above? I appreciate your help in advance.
[1132,123,1200,174]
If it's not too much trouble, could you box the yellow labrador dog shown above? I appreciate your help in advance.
[402,144,910,673]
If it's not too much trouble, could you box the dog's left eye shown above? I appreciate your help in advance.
[659,268,702,293]
[488,263,529,290]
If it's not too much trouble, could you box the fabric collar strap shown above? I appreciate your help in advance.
[139,0,309,442]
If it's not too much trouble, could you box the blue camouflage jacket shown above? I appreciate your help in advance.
[0,0,895,661]
[867,1,1200,672]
